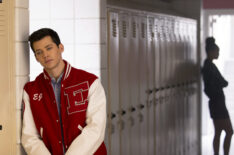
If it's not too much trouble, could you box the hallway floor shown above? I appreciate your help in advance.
[202,133,234,155]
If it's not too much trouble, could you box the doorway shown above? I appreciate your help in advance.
[202,13,234,155]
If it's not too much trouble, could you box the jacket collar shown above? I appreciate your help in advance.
[43,60,72,81]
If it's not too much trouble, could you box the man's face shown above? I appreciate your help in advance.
[33,36,64,72]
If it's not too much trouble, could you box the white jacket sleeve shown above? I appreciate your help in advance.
[65,79,107,155]
[21,90,51,155]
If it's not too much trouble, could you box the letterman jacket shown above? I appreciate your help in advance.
[21,61,107,155]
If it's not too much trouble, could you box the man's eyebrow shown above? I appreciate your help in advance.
[45,44,53,48]
[35,44,53,52]
[35,49,42,52]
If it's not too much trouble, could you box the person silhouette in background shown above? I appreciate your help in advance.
[202,37,233,155]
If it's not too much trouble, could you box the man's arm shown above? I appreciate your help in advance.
[65,79,106,155]
[21,90,51,155]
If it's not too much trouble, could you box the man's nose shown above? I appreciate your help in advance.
[42,50,48,58]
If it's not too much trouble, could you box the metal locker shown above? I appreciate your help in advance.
[168,17,177,155]
[154,17,161,90]
[161,16,172,155]
[128,14,140,155]
[119,12,130,155]
[153,16,162,155]
[193,83,199,155]
[107,11,121,155]
[185,21,191,83]
[157,16,167,155]
[164,17,172,87]
[146,16,155,155]
[165,17,175,155]
[191,23,197,81]
[187,22,194,81]
[158,16,167,88]
[173,19,182,155]
[138,16,148,155]
[180,20,188,83]
[0,1,17,154]
[174,20,182,85]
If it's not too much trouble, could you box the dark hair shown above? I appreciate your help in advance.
[28,28,61,52]
[205,37,219,54]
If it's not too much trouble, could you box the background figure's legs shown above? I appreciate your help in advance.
[213,120,222,155]
[223,119,233,155]
[213,119,233,155]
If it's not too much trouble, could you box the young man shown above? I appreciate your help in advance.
[21,28,107,155]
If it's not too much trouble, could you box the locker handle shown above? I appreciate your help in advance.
[139,104,145,109]
[0,125,2,130]
[146,89,153,94]
[111,113,116,119]
[154,88,160,92]
[130,107,136,112]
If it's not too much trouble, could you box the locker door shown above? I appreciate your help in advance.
[154,17,161,155]
[119,13,130,155]
[0,1,16,155]
[128,15,140,155]
[174,20,181,85]
[191,23,197,81]
[146,16,155,155]
[138,16,148,155]
[158,17,166,88]
[167,18,176,155]
[156,17,167,155]
[191,22,198,155]
[181,21,188,155]
[170,18,177,86]
[154,17,161,90]
[177,20,184,85]
[107,11,120,155]
[160,16,171,155]
[174,19,181,155]
[187,22,193,82]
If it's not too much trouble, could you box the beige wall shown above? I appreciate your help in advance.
[15,0,29,154]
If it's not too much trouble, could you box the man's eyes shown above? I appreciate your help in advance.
[35,51,42,55]
[47,47,52,50]
[35,47,52,55]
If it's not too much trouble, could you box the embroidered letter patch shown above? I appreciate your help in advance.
[64,82,89,115]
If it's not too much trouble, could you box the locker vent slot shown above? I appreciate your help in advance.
[132,21,136,38]
[111,19,117,37]
[141,23,145,38]
[0,9,5,36]
[122,20,127,38]
[149,24,154,39]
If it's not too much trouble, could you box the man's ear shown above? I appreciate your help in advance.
[59,44,64,53]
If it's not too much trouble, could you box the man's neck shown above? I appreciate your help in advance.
[46,60,65,81]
